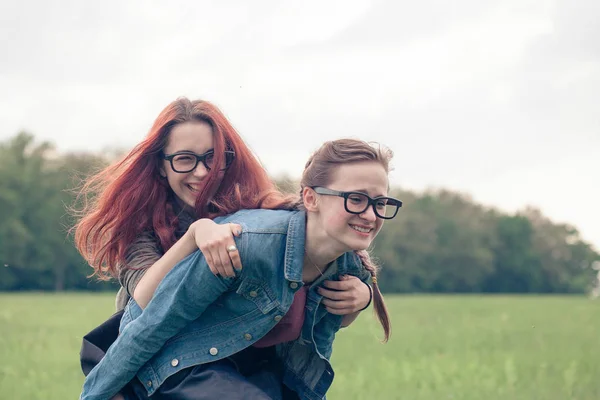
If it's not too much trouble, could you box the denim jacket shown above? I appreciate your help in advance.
[79,209,370,400]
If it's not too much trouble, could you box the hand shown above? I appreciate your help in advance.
[318,275,371,315]
[189,219,242,277]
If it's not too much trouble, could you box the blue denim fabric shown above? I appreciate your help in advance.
[80,209,370,400]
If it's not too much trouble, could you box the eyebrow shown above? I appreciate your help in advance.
[350,188,388,198]
[166,148,213,155]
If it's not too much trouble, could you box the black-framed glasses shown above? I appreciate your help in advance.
[311,186,402,220]
[162,149,235,173]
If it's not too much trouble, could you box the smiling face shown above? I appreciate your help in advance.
[161,120,224,211]
[313,161,389,253]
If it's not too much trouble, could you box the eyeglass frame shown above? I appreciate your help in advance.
[162,149,235,173]
[310,186,402,220]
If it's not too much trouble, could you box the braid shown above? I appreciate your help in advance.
[355,250,391,343]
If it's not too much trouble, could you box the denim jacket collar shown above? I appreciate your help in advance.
[283,211,306,283]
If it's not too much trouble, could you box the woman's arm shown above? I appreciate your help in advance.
[80,247,240,400]
[117,233,162,310]
[121,219,242,309]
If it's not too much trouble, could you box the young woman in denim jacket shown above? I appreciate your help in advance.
[79,139,399,400]
[75,99,373,397]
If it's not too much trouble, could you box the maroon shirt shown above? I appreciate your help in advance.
[253,285,309,348]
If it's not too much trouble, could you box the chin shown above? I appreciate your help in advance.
[346,239,372,252]
[186,199,196,208]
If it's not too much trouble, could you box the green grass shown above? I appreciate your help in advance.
[1,294,598,400]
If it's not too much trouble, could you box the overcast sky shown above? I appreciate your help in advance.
[1,0,599,249]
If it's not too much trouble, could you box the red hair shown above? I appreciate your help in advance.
[74,97,293,280]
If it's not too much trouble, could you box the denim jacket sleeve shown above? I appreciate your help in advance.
[79,249,238,400]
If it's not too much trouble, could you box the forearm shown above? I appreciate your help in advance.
[133,229,197,308]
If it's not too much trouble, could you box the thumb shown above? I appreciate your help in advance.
[230,223,243,236]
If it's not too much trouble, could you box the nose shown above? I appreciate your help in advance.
[359,205,377,222]
[192,162,209,178]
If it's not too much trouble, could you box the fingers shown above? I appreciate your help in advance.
[201,247,218,275]
[319,275,369,314]
[216,245,236,277]
[228,244,242,271]
[321,298,358,315]
[322,277,356,291]
[227,224,243,270]
[231,223,243,237]
[318,287,350,301]
[217,224,242,274]
[199,240,234,277]
[319,285,358,315]
[198,224,243,277]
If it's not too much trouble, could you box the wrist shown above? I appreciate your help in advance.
[359,281,373,311]
[188,218,213,240]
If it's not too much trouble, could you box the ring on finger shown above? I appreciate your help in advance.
[227,245,238,253]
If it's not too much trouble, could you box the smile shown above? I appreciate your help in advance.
[186,184,202,193]
[350,225,372,233]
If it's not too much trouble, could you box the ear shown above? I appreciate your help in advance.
[159,165,167,178]
[302,187,319,212]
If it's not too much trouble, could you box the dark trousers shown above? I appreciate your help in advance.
[80,311,299,399]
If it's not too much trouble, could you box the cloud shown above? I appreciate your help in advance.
[0,0,598,247]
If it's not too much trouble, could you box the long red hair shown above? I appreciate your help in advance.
[74,97,292,280]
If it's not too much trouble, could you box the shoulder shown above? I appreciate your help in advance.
[336,251,371,281]
[121,231,162,270]
[216,209,302,235]
[125,231,161,254]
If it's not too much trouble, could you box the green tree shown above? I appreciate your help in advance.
[524,207,598,293]
[374,190,497,292]
[1,132,598,294]
[0,132,113,290]
[483,215,542,292]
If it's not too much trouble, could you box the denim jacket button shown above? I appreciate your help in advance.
[244,333,252,340]
[274,315,283,322]
[146,381,152,387]
[249,290,258,298]
[209,347,219,356]
[171,358,179,367]
[289,282,299,289]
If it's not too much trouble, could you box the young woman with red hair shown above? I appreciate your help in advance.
[75,97,371,314]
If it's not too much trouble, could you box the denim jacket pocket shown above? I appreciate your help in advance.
[236,279,279,314]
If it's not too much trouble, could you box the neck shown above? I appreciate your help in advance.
[173,195,196,217]
[303,214,344,281]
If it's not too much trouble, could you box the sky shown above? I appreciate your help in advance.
[1,0,599,249]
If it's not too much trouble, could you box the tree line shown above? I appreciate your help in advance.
[1,132,598,293]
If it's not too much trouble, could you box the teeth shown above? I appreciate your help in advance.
[351,225,371,233]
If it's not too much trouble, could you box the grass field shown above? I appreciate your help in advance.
[0,294,598,400]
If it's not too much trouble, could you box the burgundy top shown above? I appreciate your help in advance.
[253,285,309,348]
